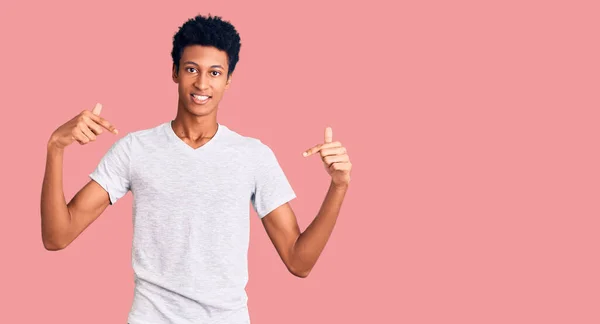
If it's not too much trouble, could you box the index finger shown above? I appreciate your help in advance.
[324,127,333,143]
[303,144,322,157]
[89,114,119,134]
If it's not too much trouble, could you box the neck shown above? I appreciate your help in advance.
[171,110,219,142]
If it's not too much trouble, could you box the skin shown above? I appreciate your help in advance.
[41,44,352,279]
[170,45,231,147]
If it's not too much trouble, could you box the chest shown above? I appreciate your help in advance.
[130,153,255,207]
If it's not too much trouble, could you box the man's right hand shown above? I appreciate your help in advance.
[48,103,119,150]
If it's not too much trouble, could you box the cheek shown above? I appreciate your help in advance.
[212,80,228,95]
[179,84,187,96]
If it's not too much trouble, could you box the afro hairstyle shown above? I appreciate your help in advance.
[171,14,242,77]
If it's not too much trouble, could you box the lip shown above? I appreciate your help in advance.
[191,93,211,105]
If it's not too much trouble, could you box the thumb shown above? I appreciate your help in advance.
[324,126,333,143]
[92,103,102,116]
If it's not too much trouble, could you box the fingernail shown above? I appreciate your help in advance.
[303,152,308,157]
[114,129,119,134]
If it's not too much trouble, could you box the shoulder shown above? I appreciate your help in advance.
[127,122,167,143]
[109,122,167,152]
[219,125,274,155]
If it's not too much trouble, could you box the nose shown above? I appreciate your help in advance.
[193,73,209,90]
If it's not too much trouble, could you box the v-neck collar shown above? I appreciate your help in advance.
[164,120,225,155]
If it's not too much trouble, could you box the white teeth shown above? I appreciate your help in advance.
[193,94,209,100]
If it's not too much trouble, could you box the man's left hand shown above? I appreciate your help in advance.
[303,127,352,187]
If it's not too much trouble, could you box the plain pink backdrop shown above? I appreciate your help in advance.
[1,0,599,323]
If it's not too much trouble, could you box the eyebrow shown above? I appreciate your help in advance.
[183,61,225,69]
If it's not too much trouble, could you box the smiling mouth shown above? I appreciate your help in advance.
[192,94,211,100]
[191,93,212,104]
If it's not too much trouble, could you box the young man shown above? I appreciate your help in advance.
[41,14,352,324]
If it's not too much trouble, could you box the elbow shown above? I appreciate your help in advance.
[289,265,312,278]
[43,241,66,251]
[287,246,313,278]
[293,270,310,278]
[42,236,68,251]
[41,223,71,251]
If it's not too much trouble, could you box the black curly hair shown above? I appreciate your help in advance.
[171,14,241,77]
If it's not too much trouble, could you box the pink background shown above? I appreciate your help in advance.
[1,0,599,323]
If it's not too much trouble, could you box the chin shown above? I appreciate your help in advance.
[185,103,216,117]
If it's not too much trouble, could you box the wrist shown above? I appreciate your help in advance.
[331,180,349,190]
[47,137,65,152]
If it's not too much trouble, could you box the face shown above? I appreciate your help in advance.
[172,45,232,117]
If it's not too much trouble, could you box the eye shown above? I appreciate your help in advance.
[186,67,197,73]
[211,71,222,77]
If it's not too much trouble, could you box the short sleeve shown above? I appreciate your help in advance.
[251,143,296,218]
[89,134,133,205]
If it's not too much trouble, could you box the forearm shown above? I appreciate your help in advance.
[291,181,348,276]
[40,141,71,250]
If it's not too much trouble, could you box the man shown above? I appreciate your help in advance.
[41,14,352,323]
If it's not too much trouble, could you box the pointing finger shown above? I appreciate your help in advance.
[303,144,321,157]
[303,141,342,157]
[318,146,347,157]
[88,113,119,134]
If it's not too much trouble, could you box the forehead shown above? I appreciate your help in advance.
[180,45,229,68]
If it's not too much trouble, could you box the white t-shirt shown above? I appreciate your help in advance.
[89,121,296,324]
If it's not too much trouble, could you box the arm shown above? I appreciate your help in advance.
[41,104,118,250]
[262,126,352,278]
[41,144,111,250]
[262,182,348,278]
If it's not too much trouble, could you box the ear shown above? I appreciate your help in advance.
[172,64,179,83]
[225,74,233,90]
